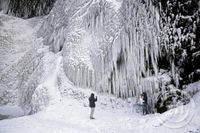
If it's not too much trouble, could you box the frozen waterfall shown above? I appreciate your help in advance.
[38,0,170,111]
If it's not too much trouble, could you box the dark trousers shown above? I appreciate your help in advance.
[142,103,148,115]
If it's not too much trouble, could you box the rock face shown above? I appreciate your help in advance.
[0,0,55,18]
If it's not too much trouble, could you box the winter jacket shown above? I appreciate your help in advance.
[89,96,97,108]
[143,92,148,104]
[140,97,144,105]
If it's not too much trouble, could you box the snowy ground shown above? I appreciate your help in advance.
[1,6,200,133]
[0,88,200,133]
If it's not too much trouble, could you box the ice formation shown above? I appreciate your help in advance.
[1,0,199,114]
[37,0,164,110]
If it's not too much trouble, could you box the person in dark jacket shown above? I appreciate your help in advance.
[142,92,148,115]
[89,93,97,119]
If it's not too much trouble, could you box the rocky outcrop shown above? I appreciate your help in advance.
[0,0,55,18]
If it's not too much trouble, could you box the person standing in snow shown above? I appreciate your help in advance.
[89,93,97,119]
[142,92,148,115]
[139,94,145,114]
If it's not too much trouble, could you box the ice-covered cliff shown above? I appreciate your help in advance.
[0,0,199,114]
[37,0,163,111]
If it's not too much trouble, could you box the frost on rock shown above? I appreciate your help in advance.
[0,13,61,114]
[157,0,200,86]
[0,14,42,107]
